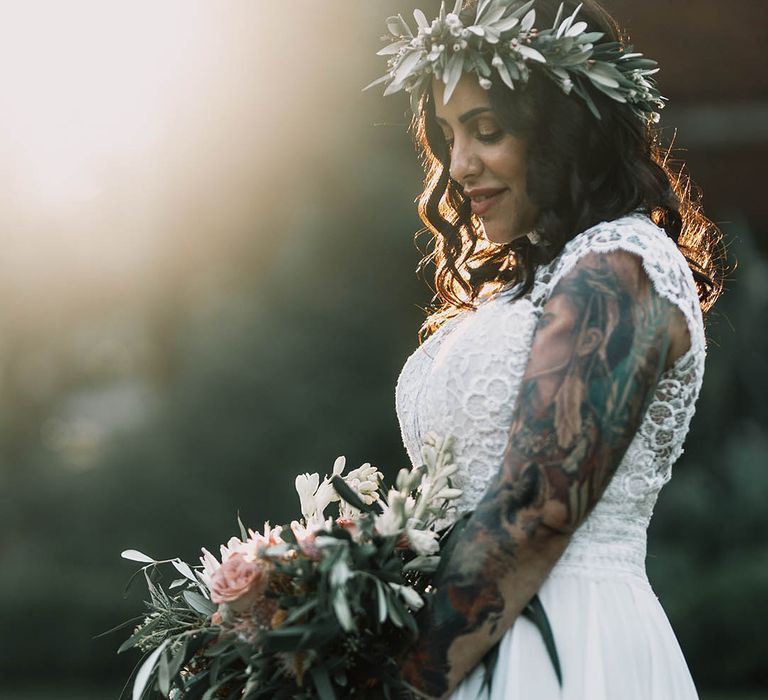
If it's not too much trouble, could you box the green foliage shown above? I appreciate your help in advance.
[369,0,664,121]
[647,219,768,690]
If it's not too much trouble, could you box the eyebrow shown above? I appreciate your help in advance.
[434,106,493,125]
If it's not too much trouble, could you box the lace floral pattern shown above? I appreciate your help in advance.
[394,213,706,582]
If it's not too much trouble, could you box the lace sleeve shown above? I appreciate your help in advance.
[522,213,707,502]
[530,213,706,371]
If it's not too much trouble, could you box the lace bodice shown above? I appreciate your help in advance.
[394,213,706,583]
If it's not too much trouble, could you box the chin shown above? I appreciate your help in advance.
[482,223,524,245]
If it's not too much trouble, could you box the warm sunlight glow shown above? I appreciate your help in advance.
[0,0,213,202]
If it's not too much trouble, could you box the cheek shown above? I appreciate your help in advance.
[495,140,528,185]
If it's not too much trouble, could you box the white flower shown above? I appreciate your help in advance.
[390,583,424,611]
[295,473,320,520]
[374,506,401,537]
[294,457,348,524]
[242,522,284,561]
[374,490,408,537]
[405,528,440,556]
[336,461,383,519]
[199,547,221,588]
[343,462,382,504]
[290,517,333,559]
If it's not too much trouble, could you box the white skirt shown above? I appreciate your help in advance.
[449,570,699,700]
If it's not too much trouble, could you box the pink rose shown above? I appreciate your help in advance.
[209,551,267,613]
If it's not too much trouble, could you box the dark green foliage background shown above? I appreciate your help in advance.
[0,2,765,698]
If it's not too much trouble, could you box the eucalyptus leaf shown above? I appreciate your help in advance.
[386,14,412,39]
[476,0,493,20]
[310,665,337,700]
[132,641,168,700]
[521,9,536,32]
[158,648,171,696]
[121,549,155,564]
[590,81,627,102]
[556,3,584,39]
[414,8,429,29]
[442,53,464,105]
[333,589,355,632]
[118,628,146,654]
[376,581,388,624]
[518,45,546,63]
[392,51,424,88]
[566,21,588,37]
[483,5,509,26]
[172,559,197,583]
[331,475,373,513]
[376,41,407,56]
[183,590,216,616]
[509,0,536,20]
[387,598,405,629]
[362,74,389,92]
[581,31,604,43]
[551,2,564,30]
[556,48,594,67]
[168,639,190,679]
[493,16,519,33]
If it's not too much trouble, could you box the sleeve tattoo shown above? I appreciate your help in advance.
[400,250,678,698]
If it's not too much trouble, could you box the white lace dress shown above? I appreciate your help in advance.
[395,213,703,699]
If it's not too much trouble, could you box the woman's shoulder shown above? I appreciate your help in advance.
[536,211,699,311]
[559,211,681,269]
[531,211,706,364]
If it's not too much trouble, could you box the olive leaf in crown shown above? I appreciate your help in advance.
[364,0,665,122]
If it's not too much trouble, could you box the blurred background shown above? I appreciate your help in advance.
[0,1,765,698]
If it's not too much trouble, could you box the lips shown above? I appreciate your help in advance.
[466,187,507,216]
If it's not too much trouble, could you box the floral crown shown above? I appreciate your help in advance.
[364,0,665,123]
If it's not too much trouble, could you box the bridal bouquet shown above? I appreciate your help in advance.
[118,433,465,699]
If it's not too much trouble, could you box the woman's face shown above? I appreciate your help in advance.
[432,74,538,244]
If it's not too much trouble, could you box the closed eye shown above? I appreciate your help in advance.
[442,130,504,149]
[477,130,503,144]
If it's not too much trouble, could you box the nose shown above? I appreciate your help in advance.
[448,136,481,185]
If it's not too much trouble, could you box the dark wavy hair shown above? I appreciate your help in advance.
[410,0,725,339]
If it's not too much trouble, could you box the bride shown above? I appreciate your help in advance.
[370,0,725,697]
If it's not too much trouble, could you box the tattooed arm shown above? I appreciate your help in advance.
[400,250,689,699]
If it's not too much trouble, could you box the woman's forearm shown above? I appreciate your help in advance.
[400,465,572,699]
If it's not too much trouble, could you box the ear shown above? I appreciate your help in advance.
[575,327,603,357]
